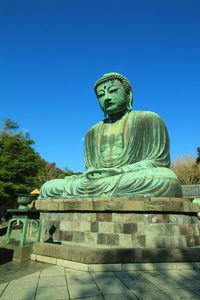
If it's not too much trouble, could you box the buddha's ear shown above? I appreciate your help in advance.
[127,90,133,111]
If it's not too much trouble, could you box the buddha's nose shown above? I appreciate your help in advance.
[104,91,112,102]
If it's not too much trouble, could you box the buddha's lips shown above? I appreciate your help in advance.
[105,102,114,107]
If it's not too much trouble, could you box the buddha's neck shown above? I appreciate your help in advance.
[108,109,129,123]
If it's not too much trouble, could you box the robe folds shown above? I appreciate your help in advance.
[39,111,182,199]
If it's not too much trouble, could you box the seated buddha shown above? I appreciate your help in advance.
[39,72,182,199]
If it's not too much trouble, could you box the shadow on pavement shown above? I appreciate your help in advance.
[0,247,13,265]
[0,260,53,283]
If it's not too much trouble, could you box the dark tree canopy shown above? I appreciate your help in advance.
[0,120,42,201]
[0,119,65,205]
[1,119,19,132]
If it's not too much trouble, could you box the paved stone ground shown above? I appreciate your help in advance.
[1,261,200,299]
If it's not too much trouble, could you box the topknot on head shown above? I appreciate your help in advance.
[94,72,132,94]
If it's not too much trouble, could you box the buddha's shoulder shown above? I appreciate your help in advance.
[85,120,103,136]
[85,111,163,136]
[129,110,163,122]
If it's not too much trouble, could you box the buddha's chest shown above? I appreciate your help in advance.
[99,122,124,158]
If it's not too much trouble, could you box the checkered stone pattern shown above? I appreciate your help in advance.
[39,210,200,249]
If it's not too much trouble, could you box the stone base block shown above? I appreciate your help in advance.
[32,242,200,265]
[37,197,200,249]
[32,256,200,272]
[0,241,33,262]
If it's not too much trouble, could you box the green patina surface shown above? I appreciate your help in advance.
[39,73,182,199]
[193,198,200,204]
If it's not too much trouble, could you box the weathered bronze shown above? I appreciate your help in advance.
[39,73,182,199]
[197,147,200,164]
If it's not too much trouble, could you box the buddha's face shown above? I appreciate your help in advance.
[96,79,129,115]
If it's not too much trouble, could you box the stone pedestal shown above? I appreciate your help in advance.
[35,197,200,248]
[28,197,200,271]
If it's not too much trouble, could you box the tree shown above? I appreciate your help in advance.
[0,119,44,203]
[64,166,73,176]
[171,154,200,185]
[0,119,77,207]
[64,166,82,177]
[37,161,65,184]
[1,119,19,133]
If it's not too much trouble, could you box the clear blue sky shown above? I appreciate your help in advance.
[0,0,199,172]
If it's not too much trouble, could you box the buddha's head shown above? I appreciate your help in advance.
[94,72,133,116]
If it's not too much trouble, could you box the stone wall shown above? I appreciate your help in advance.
[36,197,200,249]
[181,184,200,198]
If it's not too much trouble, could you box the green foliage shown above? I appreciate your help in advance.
[0,119,67,205]
[0,120,43,202]
[1,118,19,132]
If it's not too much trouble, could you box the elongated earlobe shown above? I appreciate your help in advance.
[127,90,133,111]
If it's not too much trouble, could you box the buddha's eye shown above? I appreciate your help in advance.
[97,93,104,98]
[109,88,118,93]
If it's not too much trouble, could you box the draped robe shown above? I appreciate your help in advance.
[39,111,182,199]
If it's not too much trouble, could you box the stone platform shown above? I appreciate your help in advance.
[35,197,200,249]
[31,242,200,271]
